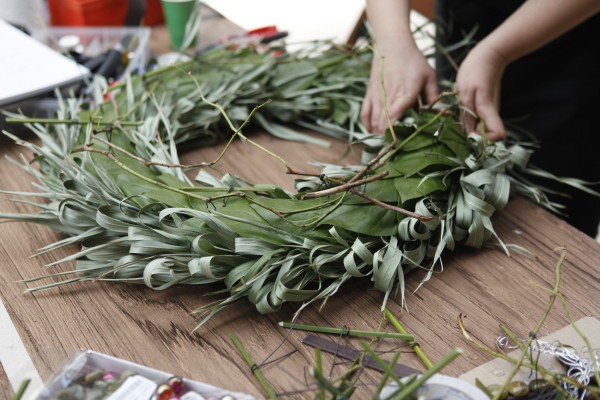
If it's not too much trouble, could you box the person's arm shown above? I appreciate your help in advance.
[457,0,600,140]
[361,0,438,133]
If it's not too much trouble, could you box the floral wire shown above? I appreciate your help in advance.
[205,198,217,211]
[328,326,350,379]
[222,185,234,207]
[258,318,301,371]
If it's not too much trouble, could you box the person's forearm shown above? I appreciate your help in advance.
[481,0,600,64]
[366,0,416,54]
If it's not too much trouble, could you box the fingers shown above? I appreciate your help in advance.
[361,88,416,134]
[360,93,374,132]
[361,54,439,134]
[424,73,440,105]
[460,90,477,134]
[459,88,506,141]
[475,98,506,140]
[381,94,414,133]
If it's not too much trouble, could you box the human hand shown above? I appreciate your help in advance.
[361,45,439,134]
[456,44,508,141]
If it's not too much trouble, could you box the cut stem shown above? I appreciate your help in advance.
[230,334,277,400]
[384,308,433,369]
[13,379,30,400]
[278,321,413,341]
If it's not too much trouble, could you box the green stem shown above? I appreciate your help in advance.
[230,335,277,400]
[13,379,30,400]
[499,325,572,398]
[278,321,413,341]
[458,314,585,391]
[175,65,293,172]
[384,308,433,369]
[374,351,402,395]
[313,349,327,399]
[494,248,565,400]
[458,314,537,369]
[389,348,463,399]
[5,118,142,126]
[359,341,403,385]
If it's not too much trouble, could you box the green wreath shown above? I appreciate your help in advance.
[2,43,586,328]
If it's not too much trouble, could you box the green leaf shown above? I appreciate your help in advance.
[394,176,448,203]
[388,144,459,178]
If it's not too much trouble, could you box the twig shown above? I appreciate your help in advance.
[345,53,398,186]
[494,248,566,399]
[458,248,597,395]
[349,188,435,221]
[301,171,389,199]
[244,192,347,228]
[174,65,295,172]
[425,91,458,110]
[300,173,434,221]
[458,314,537,369]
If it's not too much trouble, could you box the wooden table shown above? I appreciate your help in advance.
[1,123,600,399]
[1,11,600,400]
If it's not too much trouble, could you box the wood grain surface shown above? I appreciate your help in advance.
[0,363,11,400]
[1,127,599,399]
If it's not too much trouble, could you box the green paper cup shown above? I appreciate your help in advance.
[161,0,199,51]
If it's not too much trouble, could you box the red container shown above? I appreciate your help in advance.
[48,0,164,26]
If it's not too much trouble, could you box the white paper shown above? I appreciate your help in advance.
[201,0,365,45]
[0,18,89,106]
[0,297,44,399]
[106,375,157,400]
[181,391,207,400]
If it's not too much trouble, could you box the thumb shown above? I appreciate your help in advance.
[475,99,505,140]
[423,74,440,105]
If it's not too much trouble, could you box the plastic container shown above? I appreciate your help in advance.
[33,350,256,399]
[48,0,164,26]
[34,25,151,78]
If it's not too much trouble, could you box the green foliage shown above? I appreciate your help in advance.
[1,43,571,328]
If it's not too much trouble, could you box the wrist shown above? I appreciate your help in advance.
[375,36,420,57]
[470,41,511,70]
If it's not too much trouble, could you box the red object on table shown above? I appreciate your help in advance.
[48,0,164,26]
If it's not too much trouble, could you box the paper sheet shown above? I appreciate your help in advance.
[0,19,89,107]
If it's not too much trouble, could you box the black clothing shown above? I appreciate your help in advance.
[436,0,600,237]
